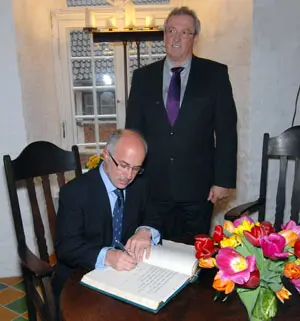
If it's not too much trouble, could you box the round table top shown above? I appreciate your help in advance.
[60,268,300,321]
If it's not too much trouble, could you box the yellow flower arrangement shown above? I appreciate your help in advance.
[86,154,104,169]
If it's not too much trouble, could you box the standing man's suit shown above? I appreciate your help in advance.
[126,55,237,237]
[53,168,160,297]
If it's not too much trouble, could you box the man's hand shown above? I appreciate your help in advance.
[125,228,152,263]
[207,186,230,204]
[105,249,137,271]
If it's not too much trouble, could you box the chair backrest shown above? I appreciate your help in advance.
[4,141,82,263]
[258,126,300,230]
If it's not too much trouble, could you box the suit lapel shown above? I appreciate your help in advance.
[90,170,113,240]
[175,56,207,127]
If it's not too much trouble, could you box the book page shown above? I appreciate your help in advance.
[144,240,198,276]
[82,263,189,310]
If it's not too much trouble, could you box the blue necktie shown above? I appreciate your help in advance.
[166,67,184,126]
[112,189,124,246]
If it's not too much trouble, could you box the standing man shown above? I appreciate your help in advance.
[53,129,161,301]
[126,7,237,239]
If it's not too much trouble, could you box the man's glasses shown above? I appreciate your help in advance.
[165,27,195,39]
[108,151,144,175]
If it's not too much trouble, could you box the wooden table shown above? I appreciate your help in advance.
[60,268,300,321]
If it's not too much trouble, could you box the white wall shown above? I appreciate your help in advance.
[0,0,28,277]
[0,0,65,277]
[249,0,300,221]
[13,0,64,144]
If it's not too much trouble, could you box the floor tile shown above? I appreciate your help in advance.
[12,281,25,293]
[0,277,22,286]
[0,288,24,305]
[6,296,28,314]
[0,307,19,321]
[22,311,28,319]
[0,282,8,291]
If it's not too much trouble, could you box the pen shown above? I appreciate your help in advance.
[115,241,131,256]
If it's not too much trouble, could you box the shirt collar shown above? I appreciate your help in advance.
[99,162,116,194]
[165,56,192,72]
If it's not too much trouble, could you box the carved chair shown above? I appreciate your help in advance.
[3,141,82,321]
[225,126,300,230]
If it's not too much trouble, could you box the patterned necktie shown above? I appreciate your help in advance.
[166,67,184,126]
[112,189,124,246]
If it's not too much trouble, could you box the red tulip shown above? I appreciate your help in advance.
[260,221,275,235]
[241,268,260,289]
[244,225,266,247]
[212,225,224,243]
[194,234,216,259]
[294,238,300,257]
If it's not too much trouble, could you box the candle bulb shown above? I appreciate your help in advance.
[85,8,96,29]
[145,16,155,27]
[106,16,116,28]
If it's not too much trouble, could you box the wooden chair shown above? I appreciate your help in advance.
[225,126,300,231]
[3,141,82,321]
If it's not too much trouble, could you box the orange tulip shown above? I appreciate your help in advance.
[284,262,300,279]
[279,230,299,246]
[213,272,235,294]
[223,220,235,233]
[198,257,216,268]
[276,286,292,303]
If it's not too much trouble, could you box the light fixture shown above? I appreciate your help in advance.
[85,8,96,29]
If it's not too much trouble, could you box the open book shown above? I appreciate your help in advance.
[80,240,199,313]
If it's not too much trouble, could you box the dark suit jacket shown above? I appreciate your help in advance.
[53,168,160,295]
[126,56,237,202]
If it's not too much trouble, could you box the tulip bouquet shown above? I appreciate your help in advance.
[194,217,300,321]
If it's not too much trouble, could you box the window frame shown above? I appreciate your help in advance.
[51,4,177,150]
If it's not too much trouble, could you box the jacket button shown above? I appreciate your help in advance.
[170,157,174,162]
[170,132,174,135]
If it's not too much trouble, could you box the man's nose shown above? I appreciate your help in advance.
[125,167,134,180]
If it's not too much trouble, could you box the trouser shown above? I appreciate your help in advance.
[156,198,213,240]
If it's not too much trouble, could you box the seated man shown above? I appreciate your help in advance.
[52,129,161,302]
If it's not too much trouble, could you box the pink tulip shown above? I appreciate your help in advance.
[259,233,289,260]
[216,247,256,285]
[233,216,255,227]
[281,220,300,236]
[291,278,300,293]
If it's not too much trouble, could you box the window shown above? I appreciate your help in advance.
[52,4,170,168]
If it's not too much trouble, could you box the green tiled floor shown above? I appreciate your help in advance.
[0,278,29,321]
[6,296,28,314]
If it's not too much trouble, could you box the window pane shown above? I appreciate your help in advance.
[71,58,115,87]
[128,40,165,80]
[74,90,116,116]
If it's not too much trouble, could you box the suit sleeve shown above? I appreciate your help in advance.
[55,183,102,270]
[125,69,144,133]
[214,65,238,188]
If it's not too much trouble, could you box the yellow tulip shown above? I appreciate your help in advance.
[220,235,241,248]
[233,220,254,236]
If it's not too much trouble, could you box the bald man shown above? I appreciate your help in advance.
[53,129,161,301]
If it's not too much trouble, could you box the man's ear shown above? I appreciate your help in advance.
[102,148,109,160]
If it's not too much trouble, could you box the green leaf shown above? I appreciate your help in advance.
[237,286,260,318]
[252,287,277,320]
